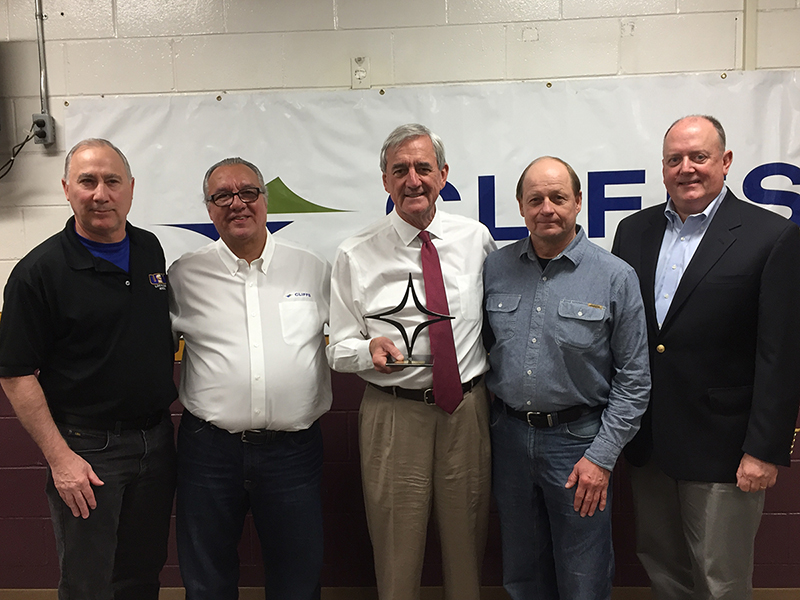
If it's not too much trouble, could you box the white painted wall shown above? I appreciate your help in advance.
[0,0,799,304]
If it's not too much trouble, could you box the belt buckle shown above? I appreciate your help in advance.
[241,430,266,444]
[526,411,554,427]
[423,388,435,406]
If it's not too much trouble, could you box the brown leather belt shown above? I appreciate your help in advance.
[369,375,483,406]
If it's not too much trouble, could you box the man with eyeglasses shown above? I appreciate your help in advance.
[168,157,332,600]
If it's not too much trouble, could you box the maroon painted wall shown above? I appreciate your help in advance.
[1,366,798,588]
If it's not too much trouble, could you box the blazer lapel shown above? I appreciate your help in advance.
[661,191,740,329]
[640,208,667,334]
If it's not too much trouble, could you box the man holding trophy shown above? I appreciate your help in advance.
[327,124,496,600]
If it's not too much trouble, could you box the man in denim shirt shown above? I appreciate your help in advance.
[483,156,650,600]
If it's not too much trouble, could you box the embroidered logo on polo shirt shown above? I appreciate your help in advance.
[285,292,312,298]
[149,273,167,291]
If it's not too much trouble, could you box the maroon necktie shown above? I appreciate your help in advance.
[419,230,462,414]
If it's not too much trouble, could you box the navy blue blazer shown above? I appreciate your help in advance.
[611,190,800,482]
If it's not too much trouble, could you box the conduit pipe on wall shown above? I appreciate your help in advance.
[34,0,50,115]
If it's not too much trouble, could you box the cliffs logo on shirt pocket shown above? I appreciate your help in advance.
[149,273,167,291]
[285,292,313,299]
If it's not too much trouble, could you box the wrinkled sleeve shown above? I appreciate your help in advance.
[584,267,651,471]
[744,222,800,466]
[326,247,373,373]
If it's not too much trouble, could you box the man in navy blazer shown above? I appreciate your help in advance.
[612,115,800,599]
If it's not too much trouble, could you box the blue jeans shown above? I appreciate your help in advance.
[46,417,176,600]
[176,410,324,600]
[490,400,614,600]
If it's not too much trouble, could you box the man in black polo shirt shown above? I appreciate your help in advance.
[0,138,177,600]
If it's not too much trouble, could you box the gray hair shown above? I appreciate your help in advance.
[202,157,267,203]
[379,123,446,173]
[664,115,726,152]
[516,156,581,200]
[64,138,132,180]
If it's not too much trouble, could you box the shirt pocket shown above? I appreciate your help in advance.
[278,301,322,346]
[457,273,483,321]
[485,293,521,341]
[556,299,605,350]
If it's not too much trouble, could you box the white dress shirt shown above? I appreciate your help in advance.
[169,234,332,433]
[327,208,496,388]
[655,186,726,327]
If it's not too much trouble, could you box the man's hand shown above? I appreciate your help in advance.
[565,457,611,517]
[736,453,778,493]
[50,449,104,519]
[1,375,105,519]
[369,337,405,374]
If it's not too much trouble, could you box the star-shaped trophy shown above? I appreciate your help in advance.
[364,274,454,367]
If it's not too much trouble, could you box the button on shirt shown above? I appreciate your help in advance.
[327,209,496,388]
[483,228,651,470]
[655,186,726,327]
[169,235,332,433]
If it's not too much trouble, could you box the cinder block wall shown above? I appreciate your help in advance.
[3,0,800,295]
[1,0,800,590]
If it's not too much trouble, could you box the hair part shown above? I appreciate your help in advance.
[664,114,726,152]
[202,157,267,203]
[379,123,446,173]
[516,156,582,201]
[63,138,132,181]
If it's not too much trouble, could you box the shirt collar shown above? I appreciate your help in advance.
[521,225,586,267]
[664,185,727,226]
[214,231,274,276]
[389,206,444,246]
[62,215,131,272]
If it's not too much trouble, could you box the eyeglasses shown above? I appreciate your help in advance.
[208,187,264,207]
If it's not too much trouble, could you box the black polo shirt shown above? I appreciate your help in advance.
[0,217,177,421]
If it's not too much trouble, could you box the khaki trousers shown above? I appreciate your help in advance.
[359,380,491,600]
[631,459,765,600]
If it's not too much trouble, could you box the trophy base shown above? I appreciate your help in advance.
[387,355,433,368]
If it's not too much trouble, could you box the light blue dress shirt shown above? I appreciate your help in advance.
[654,186,727,327]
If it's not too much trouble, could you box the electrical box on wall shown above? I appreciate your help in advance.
[32,113,55,145]
[351,57,370,90]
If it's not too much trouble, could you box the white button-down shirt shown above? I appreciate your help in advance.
[327,208,496,388]
[655,186,726,327]
[169,234,332,433]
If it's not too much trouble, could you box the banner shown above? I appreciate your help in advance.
[65,70,800,266]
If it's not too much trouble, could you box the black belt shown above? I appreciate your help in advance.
[183,410,291,445]
[369,375,483,406]
[495,396,603,428]
[54,409,167,433]
[239,429,286,444]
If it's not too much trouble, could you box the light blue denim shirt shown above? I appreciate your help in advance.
[483,227,651,470]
